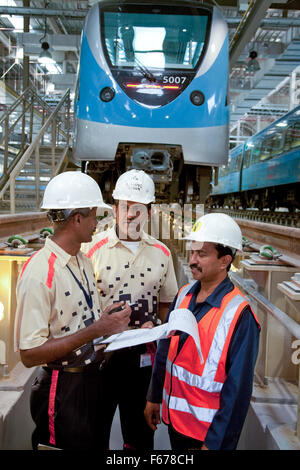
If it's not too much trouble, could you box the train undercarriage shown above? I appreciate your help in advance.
[209,183,300,213]
[83,143,213,206]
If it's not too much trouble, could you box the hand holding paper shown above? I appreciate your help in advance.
[95,307,203,363]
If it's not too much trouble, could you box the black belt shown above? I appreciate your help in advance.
[43,362,104,374]
[62,367,86,373]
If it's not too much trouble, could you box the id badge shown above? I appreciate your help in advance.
[140,353,152,368]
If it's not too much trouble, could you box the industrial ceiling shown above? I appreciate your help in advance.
[0,0,299,141]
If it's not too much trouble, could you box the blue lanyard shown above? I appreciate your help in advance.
[66,264,94,316]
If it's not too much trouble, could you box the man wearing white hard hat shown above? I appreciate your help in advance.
[145,213,260,450]
[83,169,178,451]
[14,171,131,450]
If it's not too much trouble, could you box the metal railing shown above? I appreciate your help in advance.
[0,85,51,174]
[0,86,72,213]
[155,204,300,440]
[230,271,300,439]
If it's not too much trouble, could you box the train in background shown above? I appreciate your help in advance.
[209,105,300,212]
[73,0,229,204]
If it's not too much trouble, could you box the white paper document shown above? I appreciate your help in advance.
[96,308,203,362]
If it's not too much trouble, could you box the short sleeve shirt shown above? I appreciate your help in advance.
[14,238,102,368]
[82,226,178,327]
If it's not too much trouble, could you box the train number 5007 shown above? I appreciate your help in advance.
[163,76,187,84]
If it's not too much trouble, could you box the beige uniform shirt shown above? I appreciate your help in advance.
[82,226,178,327]
[14,238,102,368]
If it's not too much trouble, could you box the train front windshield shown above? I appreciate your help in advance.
[103,8,209,69]
[101,4,211,105]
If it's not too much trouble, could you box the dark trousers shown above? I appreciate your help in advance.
[168,426,203,450]
[30,365,106,451]
[100,345,155,451]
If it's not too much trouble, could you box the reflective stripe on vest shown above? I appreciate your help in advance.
[162,285,253,441]
[163,389,217,424]
[167,293,247,394]
[174,281,197,310]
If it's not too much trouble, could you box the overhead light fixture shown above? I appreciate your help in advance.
[38,7,55,66]
[246,50,260,72]
[38,41,55,65]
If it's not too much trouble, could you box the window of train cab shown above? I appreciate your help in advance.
[228,150,242,174]
[100,4,212,107]
[260,135,273,161]
[250,140,262,165]
[285,120,300,151]
[259,129,284,162]
[243,145,252,169]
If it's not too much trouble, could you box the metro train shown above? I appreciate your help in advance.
[73,0,229,203]
[209,105,300,212]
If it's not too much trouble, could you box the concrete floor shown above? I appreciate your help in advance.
[110,407,171,450]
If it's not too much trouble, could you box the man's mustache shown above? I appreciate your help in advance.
[190,263,202,272]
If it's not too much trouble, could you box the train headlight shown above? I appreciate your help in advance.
[100,87,115,102]
[190,90,205,106]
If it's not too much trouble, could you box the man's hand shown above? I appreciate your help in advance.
[96,301,131,337]
[20,301,131,368]
[144,401,161,431]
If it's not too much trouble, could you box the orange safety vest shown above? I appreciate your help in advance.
[162,282,260,442]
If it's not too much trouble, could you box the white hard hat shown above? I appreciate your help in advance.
[185,213,243,251]
[41,171,111,210]
[112,169,155,204]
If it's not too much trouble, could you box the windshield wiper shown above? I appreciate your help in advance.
[133,55,156,83]
[115,39,157,82]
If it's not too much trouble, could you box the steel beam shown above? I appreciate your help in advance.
[229,0,274,70]
[1,6,300,27]
[0,6,87,18]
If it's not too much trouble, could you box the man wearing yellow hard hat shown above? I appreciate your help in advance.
[145,212,260,450]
